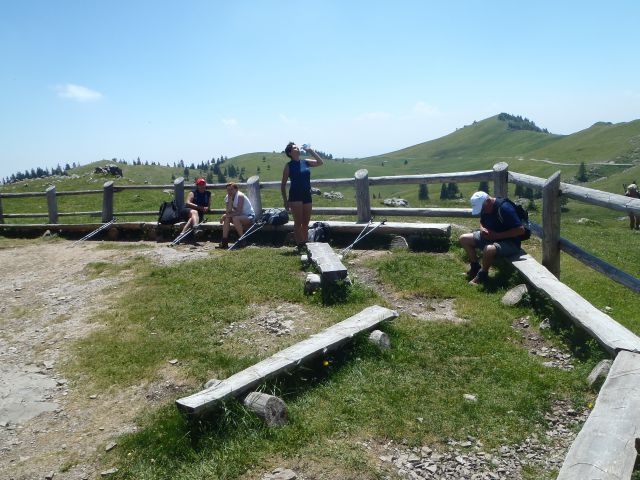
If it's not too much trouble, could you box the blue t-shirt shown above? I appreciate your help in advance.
[480,198,522,244]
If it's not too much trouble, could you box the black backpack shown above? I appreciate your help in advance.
[308,221,331,242]
[158,200,180,225]
[497,198,531,241]
[261,208,289,226]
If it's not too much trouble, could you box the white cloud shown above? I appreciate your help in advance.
[412,101,439,116]
[55,84,103,102]
[222,118,238,127]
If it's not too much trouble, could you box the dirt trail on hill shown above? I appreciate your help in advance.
[0,240,213,480]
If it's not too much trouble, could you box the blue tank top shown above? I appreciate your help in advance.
[288,159,311,194]
[192,190,211,207]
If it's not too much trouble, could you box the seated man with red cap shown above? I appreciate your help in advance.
[179,178,211,234]
[458,191,525,285]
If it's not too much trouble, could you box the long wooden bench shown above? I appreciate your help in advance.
[176,305,397,416]
[510,254,640,355]
[0,220,452,237]
[557,350,640,479]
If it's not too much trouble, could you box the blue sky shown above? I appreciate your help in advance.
[1,0,639,179]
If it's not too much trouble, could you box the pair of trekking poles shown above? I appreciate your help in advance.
[339,217,387,257]
[171,218,267,249]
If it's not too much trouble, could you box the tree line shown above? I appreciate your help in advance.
[497,113,549,134]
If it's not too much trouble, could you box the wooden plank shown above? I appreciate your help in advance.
[101,181,114,223]
[559,237,640,294]
[46,186,58,224]
[0,193,3,224]
[0,220,452,237]
[367,170,494,186]
[370,207,472,217]
[493,162,508,198]
[542,171,561,277]
[528,222,640,294]
[510,254,640,355]
[558,350,640,480]
[0,192,48,198]
[306,242,348,282]
[510,170,640,216]
[508,171,545,191]
[246,175,262,221]
[355,169,371,223]
[176,305,398,415]
[53,190,103,196]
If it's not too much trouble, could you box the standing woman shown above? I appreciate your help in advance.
[281,142,323,251]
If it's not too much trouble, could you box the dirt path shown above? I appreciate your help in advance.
[0,240,213,480]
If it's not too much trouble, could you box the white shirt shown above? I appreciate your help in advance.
[224,191,255,217]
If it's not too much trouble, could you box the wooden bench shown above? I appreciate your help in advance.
[176,305,398,416]
[0,220,452,238]
[557,350,640,479]
[306,242,348,282]
[510,254,640,355]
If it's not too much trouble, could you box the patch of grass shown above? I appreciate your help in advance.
[70,248,596,479]
[83,256,150,279]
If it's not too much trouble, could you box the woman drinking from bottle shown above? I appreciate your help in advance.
[281,142,324,251]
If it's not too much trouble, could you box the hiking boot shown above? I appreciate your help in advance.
[234,240,247,249]
[465,262,481,280]
[218,238,229,249]
[296,243,308,253]
[469,269,488,286]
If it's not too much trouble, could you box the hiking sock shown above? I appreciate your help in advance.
[466,261,481,278]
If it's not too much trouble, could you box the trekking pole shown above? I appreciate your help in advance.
[170,226,196,246]
[228,221,266,250]
[339,218,373,255]
[339,218,374,256]
[340,218,387,256]
[71,218,117,246]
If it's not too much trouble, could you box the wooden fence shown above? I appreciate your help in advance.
[1,162,639,292]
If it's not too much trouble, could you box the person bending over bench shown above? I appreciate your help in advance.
[458,191,525,285]
[219,182,255,249]
[179,178,211,234]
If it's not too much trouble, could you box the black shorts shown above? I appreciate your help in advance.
[180,207,204,222]
[288,189,312,204]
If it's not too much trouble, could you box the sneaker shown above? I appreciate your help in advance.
[465,262,481,280]
[469,269,488,286]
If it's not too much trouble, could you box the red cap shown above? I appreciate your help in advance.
[196,178,206,185]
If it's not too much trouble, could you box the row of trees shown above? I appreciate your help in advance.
[1,163,78,185]
[498,113,550,134]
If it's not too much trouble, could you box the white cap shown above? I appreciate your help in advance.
[470,191,489,215]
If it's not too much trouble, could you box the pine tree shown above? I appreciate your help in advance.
[419,183,429,200]
[440,184,447,200]
[577,161,588,182]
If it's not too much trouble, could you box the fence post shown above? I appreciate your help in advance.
[542,171,562,278]
[246,175,262,221]
[355,169,371,223]
[174,177,185,208]
[493,162,509,198]
[0,194,4,224]
[102,181,114,223]
[46,185,58,224]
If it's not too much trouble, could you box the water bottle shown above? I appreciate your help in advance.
[300,143,310,155]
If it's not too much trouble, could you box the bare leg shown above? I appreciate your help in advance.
[288,201,304,245]
[481,244,497,272]
[301,203,313,243]
[459,233,478,262]
[222,215,231,239]
[181,210,199,233]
